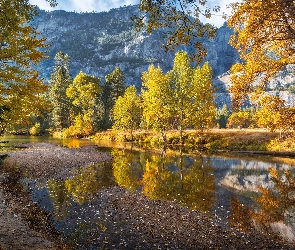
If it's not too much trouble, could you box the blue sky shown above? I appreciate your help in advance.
[29,0,234,27]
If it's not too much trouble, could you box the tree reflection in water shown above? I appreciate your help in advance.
[112,147,216,212]
[230,168,295,237]
[48,162,115,219]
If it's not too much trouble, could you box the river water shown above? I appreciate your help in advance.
[2,135,295,247]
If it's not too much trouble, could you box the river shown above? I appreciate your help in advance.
[1,135,295,248]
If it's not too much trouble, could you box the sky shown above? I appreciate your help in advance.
[29,0,235,27]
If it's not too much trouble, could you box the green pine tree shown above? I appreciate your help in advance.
[49,51,73,131]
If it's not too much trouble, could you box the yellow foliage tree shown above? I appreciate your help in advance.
[0,0,53,132]
[254,96,288,133]
[227,109,255,129]
[227,0,295,107]
[112,86,142,140]
[141,64,173,141]
[190,61,215,132]
[66,71,102,135]
[168,51,215,142]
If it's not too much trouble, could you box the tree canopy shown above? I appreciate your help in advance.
[141,64,172,139]
[102,67,126,129]
[228,0,295,107]
[112,85,142,140]
[0,0,50,132]
[66,71,102,133]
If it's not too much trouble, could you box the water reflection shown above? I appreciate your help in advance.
[229,167,295,241]
[112,148,216,211]
[47,162,115,220]
[22,141,295,247]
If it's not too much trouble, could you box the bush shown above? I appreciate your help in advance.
[29,123,40,136]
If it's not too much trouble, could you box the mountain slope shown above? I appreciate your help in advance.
[32,5,295,107]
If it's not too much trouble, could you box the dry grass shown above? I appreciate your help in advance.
[205,128,279,144]
[94,128,282,152]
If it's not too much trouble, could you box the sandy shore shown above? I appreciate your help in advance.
[0,142,295,249]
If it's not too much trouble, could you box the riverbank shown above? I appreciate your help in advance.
[1,141,295,249]
[0,142,112,249]
[0,188,55,250]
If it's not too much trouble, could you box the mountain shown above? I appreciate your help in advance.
[32,5,295,107]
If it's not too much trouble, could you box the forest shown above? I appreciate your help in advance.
[1,0,295,149]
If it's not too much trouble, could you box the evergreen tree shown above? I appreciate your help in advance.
[102,67,126,128]
[49,51,72,131]
[215,104,232,129]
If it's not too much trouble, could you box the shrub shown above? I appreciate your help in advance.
[29,123,40,136]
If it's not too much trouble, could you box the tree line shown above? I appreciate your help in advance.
[28,50,215,140]
[28,49,295,141]
[1,0,295,141]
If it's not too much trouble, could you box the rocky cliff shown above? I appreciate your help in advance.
[32,5,295,107]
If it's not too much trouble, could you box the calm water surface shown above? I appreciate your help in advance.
[2,135,295,247]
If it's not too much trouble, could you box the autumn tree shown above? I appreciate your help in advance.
[227,108,256,129]
[168,51,215,143]
[133,0,218,63]
[49,51,72,131]
[66,71,102,135]
[190,61,215,131]
[168,51,193,143]
[102,67,126,129]
[0,0,54,133]
[112,85,142,140]
[227,0,295,107]
[141,64,172,142]
[254,96,287,133]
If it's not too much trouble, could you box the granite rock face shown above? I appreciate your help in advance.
[32,5,295,107]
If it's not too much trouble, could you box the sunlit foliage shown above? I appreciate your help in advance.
[0,0,50,132]
[168,51,215,142]
[254,95,295,134]
[141,64,173,141]
[228,0,295,107]
[66,71,102,135]
[227,108,256,129]
[133,0,218,64]
[112,85,142,140]
[190,61,215,131]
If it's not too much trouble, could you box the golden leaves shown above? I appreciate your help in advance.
[228,0,295,107]
[0,0,49,131]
